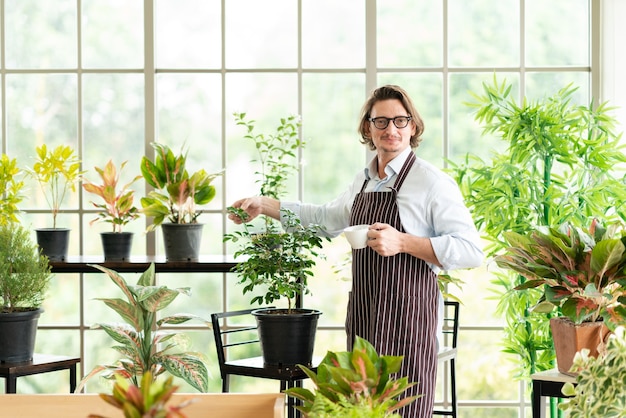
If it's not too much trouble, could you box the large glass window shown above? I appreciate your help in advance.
[1,1,615,416]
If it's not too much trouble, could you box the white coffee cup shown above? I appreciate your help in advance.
[343,224,370,249]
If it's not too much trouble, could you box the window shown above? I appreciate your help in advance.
[2,1,617,416]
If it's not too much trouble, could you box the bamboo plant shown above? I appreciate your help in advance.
[448,75,626,414]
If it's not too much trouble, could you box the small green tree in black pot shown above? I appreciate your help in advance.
[225,113,329,366]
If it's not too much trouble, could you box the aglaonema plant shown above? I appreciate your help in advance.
[285,336,419,418]
[496,219,626,330]
[77,263,209,393]
[140,142,222,231]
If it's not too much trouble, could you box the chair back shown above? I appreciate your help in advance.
[442,301,459,349]
[210,307,273,374]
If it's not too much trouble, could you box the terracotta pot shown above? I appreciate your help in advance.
[550,317,610,376]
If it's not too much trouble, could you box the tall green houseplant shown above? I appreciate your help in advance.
[449,76,626,409]
[226,112,329,312]
[78,263,209,393]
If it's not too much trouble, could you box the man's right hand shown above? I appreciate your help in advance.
[227,196,280,224]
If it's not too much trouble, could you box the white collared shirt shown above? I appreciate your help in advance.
[281,147,484,273]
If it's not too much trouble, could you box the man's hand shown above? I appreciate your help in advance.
[227,197,264,224]
[227,196,281,224]
[367,223,403,256]
[367,222,441,266]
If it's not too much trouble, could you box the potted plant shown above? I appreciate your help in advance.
[82,159,142,261]
[77,263,209,393]
[0,153,25,226]
[449,76,626,385]
[140,142,222,261]
[224,113,329,366]
[28,144,84,261]
[559,326,626,416]
[89,371,193,418]
[284,336,419,417]
[495,219,626,375]
[0,222,53,362]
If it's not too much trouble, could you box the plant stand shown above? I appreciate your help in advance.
[0,354,80,393]
[531,369,576,418]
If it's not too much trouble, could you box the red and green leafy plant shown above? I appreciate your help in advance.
[89,371,193,418]
[140,143,222,231]
[82,159,142,233]
[285,336,419,417]
[496,219,626,330]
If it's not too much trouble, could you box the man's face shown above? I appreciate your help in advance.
[368,99,415,157]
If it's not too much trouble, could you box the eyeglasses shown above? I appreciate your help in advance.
[368,116,412,130]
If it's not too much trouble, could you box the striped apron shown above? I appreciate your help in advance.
[346,151,438,418]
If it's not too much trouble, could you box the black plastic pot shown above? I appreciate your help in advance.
[161,223,204,261]
[0,308,43,363]
[101,232,133,261]
[252,308,321,366]
[35,228,70,261]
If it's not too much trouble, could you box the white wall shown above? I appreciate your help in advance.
[601,0,626,132]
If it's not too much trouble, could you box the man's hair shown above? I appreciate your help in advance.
[357,84,425,150]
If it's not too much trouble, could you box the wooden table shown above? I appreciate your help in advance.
[0,392,285,418]
[0,354,80,393]
[531,369,577,418]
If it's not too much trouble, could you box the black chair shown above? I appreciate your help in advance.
[210,307,316,418]
[433,300,460,418]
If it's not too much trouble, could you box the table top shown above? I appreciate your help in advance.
[223,356,321,380]
[0,354,80,373]
[49,255,238,273]
[531,369,577,384]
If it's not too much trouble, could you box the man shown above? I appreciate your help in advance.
[229,84,483,417]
